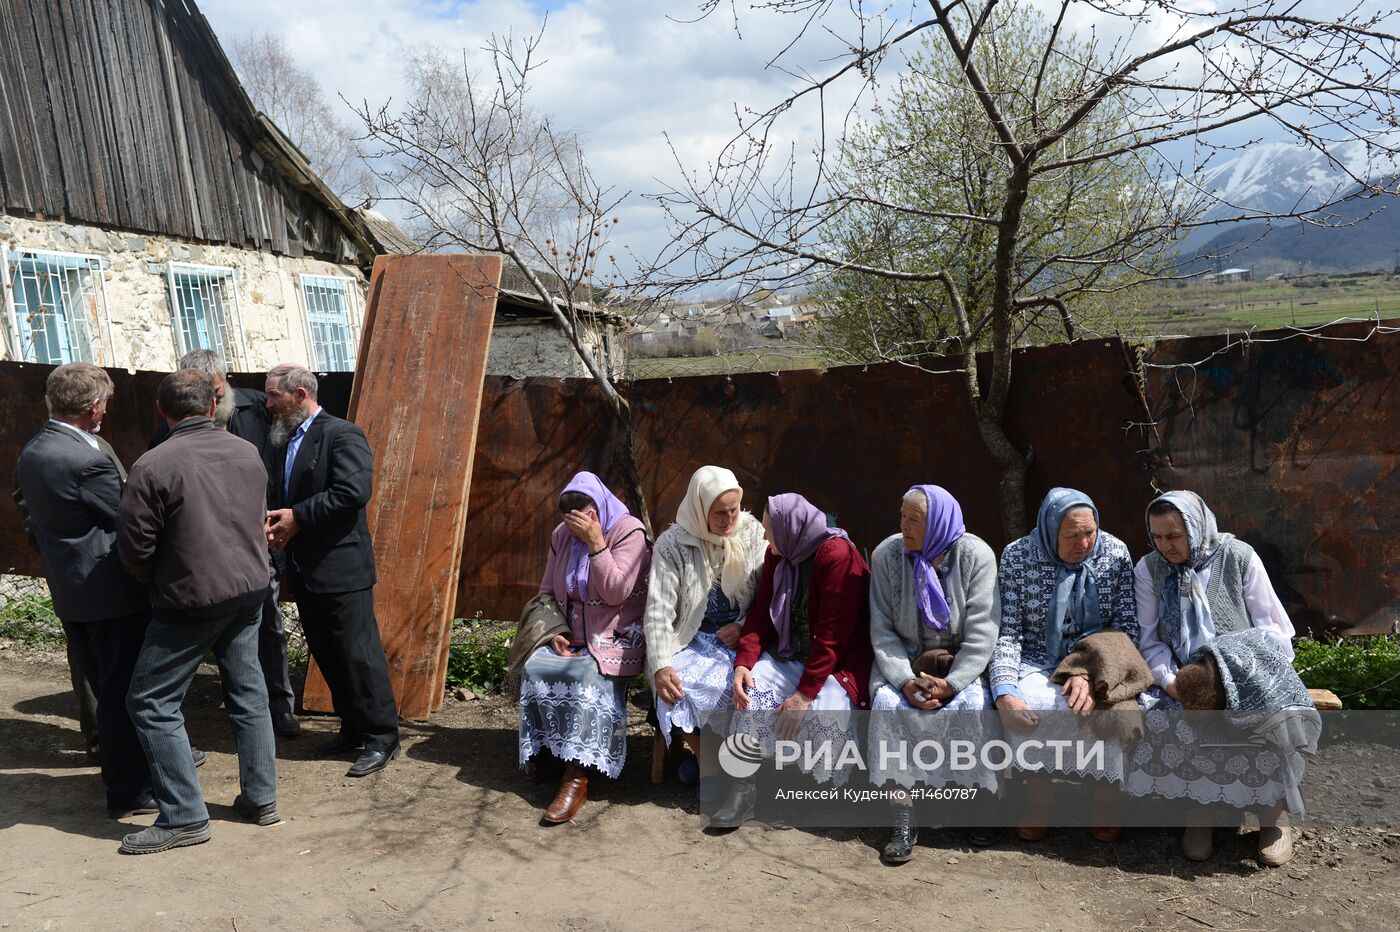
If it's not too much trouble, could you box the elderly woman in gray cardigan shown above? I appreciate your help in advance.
[867,485,1000,865]
[644,466,768,789]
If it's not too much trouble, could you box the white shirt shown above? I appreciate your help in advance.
[1134,553,1295,689]
[49,418,99,451]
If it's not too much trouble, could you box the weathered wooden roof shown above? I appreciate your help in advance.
[0,0,408,266]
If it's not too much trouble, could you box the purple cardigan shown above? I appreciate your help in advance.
[539,515,652,677]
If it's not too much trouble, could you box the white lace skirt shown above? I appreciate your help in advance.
[1125,686,1299,810]
[732,654,855,785]
[519,646,629,778]
[868,681,998,791]
[656,630,735,746]
[1000,668,1126,784]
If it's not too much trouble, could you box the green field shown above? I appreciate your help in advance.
[625,273,1400,379]
[1147,271,1400,336]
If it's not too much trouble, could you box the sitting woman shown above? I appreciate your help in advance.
[519,471,651,824]
[989,487,1138,842]
[867,485,1001,864]
[1131,491,1310,867]
[730,493,873,785]
[644,465,768,784]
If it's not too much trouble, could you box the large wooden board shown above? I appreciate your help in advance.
[301,254,501,721]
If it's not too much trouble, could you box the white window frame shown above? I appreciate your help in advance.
[165,262,248,371]
[0,245,116,366]
[297,273,364,372]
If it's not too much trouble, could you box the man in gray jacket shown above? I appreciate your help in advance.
[14,363,153,817]
[116,369,280,855]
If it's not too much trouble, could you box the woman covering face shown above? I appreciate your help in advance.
[641,466,768,792]
[1129,490,1315,868]
[987,487,1138,842]
[866,485,1001,864]
[518,471,651,824]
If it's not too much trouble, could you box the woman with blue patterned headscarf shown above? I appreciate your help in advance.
[1130,490,1303,867]
[988,487,1138,842]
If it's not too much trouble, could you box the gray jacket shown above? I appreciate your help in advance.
[868,532,1000,695]
[117,418,270,620]
[13,421,147,622]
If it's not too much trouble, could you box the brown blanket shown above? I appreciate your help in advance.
[1052,631,1153,742]
[504,594,569,702]
[1174,652,1227,710]
[912,648,956,680]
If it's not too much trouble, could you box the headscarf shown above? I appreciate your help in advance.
[1147,490,1235,666]
[674,465,749,601]
[560,471,631,598]
[1034,487,1105,664]
[905,485,966,630]
[765,493,849,656]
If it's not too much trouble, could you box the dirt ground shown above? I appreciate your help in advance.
[2,652,1399,932]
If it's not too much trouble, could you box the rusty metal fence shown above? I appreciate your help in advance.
[2,320,1397,641]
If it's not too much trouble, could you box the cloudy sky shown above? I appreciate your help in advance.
[197,1,1396,281]
[200,0,867,275]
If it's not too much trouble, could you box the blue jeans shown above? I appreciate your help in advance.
[127,602,277,828]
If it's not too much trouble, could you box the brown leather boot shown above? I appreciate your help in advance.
[544,764,589,823]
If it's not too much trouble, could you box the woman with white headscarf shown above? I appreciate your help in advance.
[643,466,768,787]
[1131,490,1310,867]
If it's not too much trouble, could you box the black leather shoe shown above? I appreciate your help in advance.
[191,746,207,768]
[233,793,282,826]
[968,827,998,847]
[346,744,399,778]
[706,782,756,829]
[273,712,301,738]
[107,790,159,819]
[881,808,918,865]
[314,733,363,757]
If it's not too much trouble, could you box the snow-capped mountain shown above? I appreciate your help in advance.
[1192,141,1375,221]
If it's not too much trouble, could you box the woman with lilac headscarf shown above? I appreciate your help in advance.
[866,485,1001,864]
[1130,490,1306,867]
[720,494,872,808]
[519,471,651,824]
[988,487,1137,842]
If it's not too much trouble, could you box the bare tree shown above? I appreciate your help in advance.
[649,0,1400,536]
[230,32,378,204]
[354,30,654,533]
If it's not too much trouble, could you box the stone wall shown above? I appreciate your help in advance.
[0,215,365,373]
[2,215,626,378]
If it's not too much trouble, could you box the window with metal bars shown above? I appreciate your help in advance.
[300,275,360,371]
[1,248,110,365]
[166,264,246,370]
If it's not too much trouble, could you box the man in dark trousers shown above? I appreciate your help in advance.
[151,349,300,738]
[264,363,399,777]
[14,363,154,817]
[116,369,280,855]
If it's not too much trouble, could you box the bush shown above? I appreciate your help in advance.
[445,618,514,693]
[0,594,65,648]
[1294,635,1400,710]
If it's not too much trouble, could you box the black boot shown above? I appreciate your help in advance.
[881,806,918,865]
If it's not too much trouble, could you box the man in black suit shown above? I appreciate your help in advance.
[264,363,399,777]
[151,350,300,738]
[13,363,154,816]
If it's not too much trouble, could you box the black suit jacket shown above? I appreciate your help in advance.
[13,422,148,622]
[276,411,377,595]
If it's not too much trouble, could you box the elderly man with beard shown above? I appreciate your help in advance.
[149,350,300,739]
[264,363,400,777]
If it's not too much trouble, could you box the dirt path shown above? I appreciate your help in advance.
[1,654,1397,931]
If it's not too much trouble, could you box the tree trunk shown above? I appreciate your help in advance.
[976,412,1029,541]
[605,392,654,538]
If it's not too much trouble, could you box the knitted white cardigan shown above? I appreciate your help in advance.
[642,512,767,683]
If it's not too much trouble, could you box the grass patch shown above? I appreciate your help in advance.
[0,594,65,648]
[1295,635,1400,710]
[445,618,515,693]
